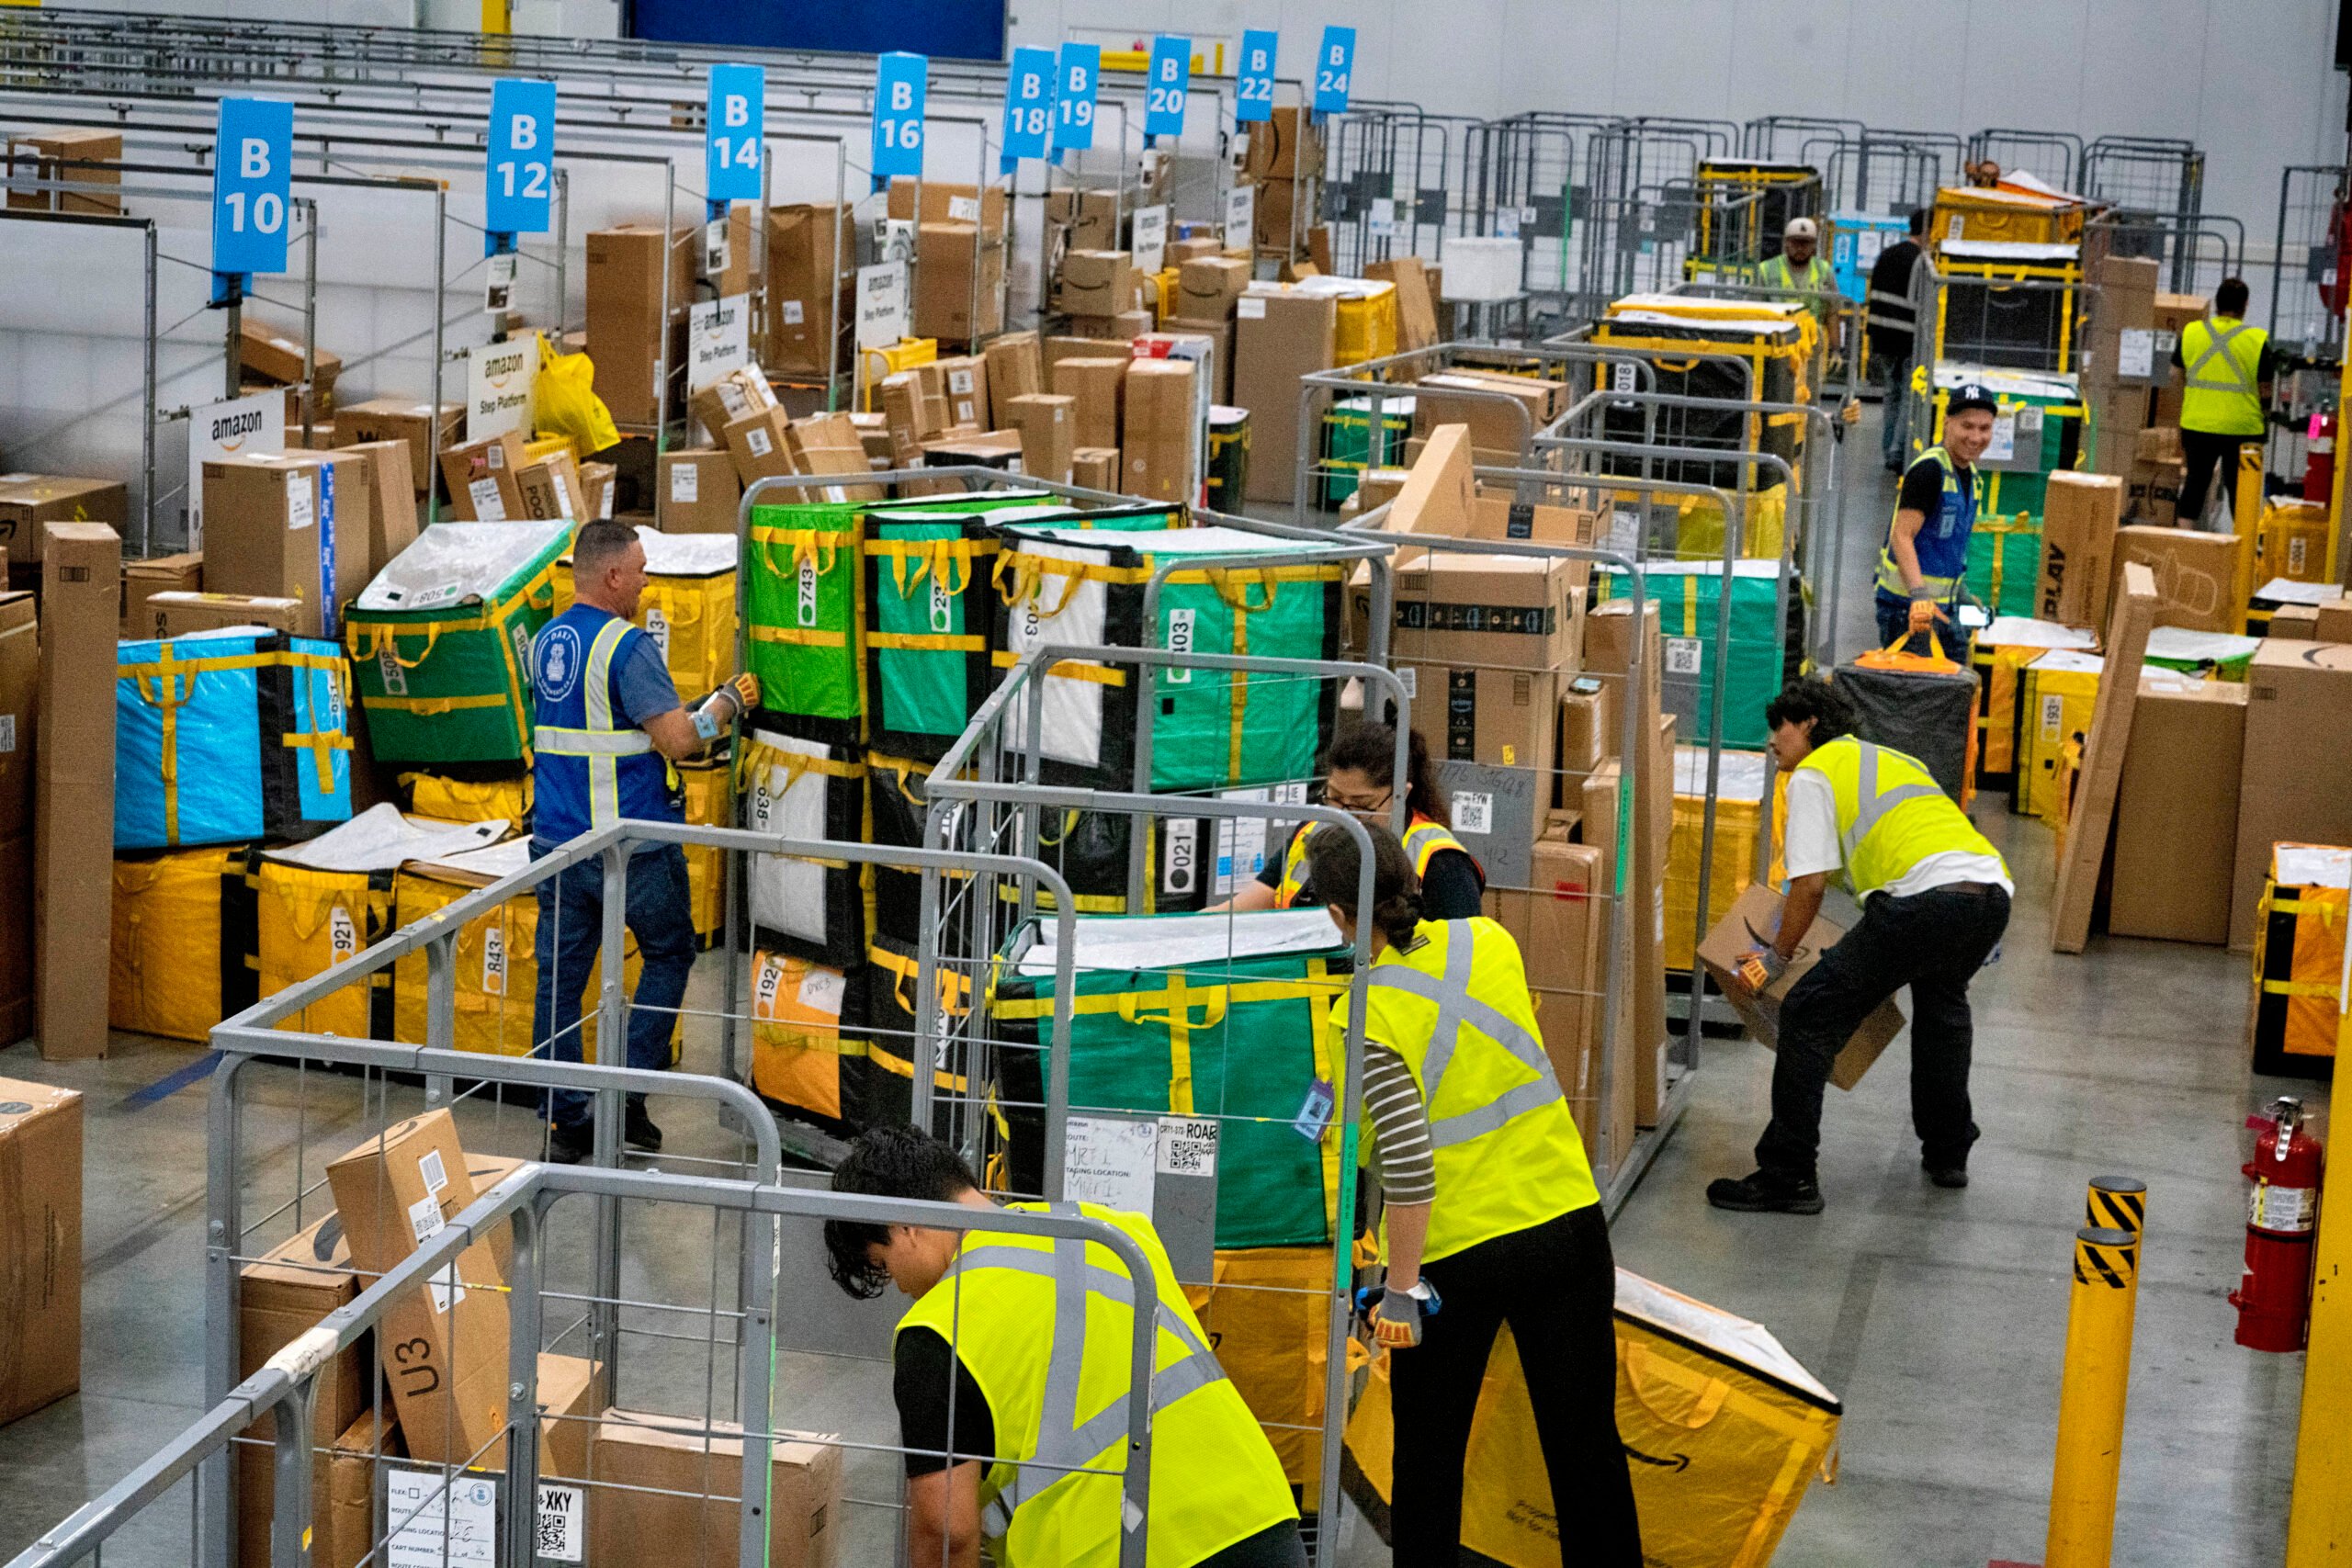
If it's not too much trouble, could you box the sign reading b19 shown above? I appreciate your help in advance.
[705,63,764,202]
[486,78,557,235]
[871,51,928,181]
[211,96,292,277]
[1314,26,1356,114]
[1053,42,1100,153]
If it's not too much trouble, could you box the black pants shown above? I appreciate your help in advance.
[2177,429,2255,525]
[1389,1205,1642,1566]
[1756,884,2010,1177]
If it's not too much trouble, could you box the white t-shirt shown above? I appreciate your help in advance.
[1781,768,2013,898]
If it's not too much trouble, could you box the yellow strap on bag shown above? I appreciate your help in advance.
[532,333,622,455]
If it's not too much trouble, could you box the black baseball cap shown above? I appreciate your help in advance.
[1946,382,1998,417]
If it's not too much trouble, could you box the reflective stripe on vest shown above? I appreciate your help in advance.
[534,617,652,829]
[1799,735,2002,897]
[898,1201,1293,1563]
[1274,813,1475,908]
[1875,446,1977,601]
[2179,317,2267,436]
[1350,919,1600,1261]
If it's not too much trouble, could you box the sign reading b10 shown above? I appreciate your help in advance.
[706,63,764,202]
[211,96,292,277]
[486,78,557,235]
[871,51,928,181]
[1314,26,1356,114]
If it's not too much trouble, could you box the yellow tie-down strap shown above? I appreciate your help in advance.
[990,649,1128,686]
[343,563,559,660]
[752,525,857,583]
[871,630,987,653]
[869,535,1000,598]
[751,624,850,649]
[121,646,355,844]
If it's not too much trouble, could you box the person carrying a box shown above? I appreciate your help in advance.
[1708,680,2011,1213]
[2172,276,2276,526]
[823,1124,1310,1568]
[531,520,756,1163]
[1874,382,1998,653]
[1210,724,1487,919]
[1300,823,1643,1565]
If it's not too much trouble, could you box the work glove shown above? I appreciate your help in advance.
[1840,399,1861,426]
[1735,945,1788,993]
[705,671,760,722]
[1906,596,1947,637]
[1356,1280,1441,1349]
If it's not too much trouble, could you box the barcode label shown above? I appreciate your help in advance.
[1666,637,1702,675]
[536,1483,584,1562]
[1158,1117,1218,1176]
[418,1148,449,1197]
[1450,790,1493,836]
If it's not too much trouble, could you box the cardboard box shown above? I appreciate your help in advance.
[323,1111,514,1465]
[1234,288,1339,503]
[2152,292,2209,425]
[722,405,798,486]
[0,1079,80,1421]
[933,355,992,432]
[6,128,120,215]
[2232,639,2352,949]
[1583,600,1668,1111]
[2127,457,2186,525]
[658,448,741,534]
[580,459,617,520]
[585,224,695,426]
[337,400,459,492]
[1072,447,1121,491]
[1075,309,1155,341]
[765,203,854,378]
[2037,471,2123,628]
[688,365,779,446]
[2112,524,2241,634]
[1121,357,1199,503]
[1381,425,1476,536]
[1043,334,1108,389]
[1484,834,1624,1163]
[1056,357,1131,452]
[516,450,590,524]
[1367,255,1442,351]
[1240,107,1322,181]
[436,431,530,523]
[1695,885,1906,1089]
[198,453,373,636]
[345,441,418,570]
[120,551,204,637]
[888,175,1007,231]
[33,525,116,1057]
[1045,186,1120,251]
[1177,256,1253,320]
[1462,493,1593,547]
[1252,176,1303,252]
[983,331,1045,426]
[1169,236,1221,265]
[1057,250,1137,317]
[914,221,1006,342]
[240,318,343,408]
[590,1410,843,1568]
[0,828,26,1044]
[1371,549,1579,779]
[1159,316,1234,403]
[1560,674,1616,780]
[148,591,301,637]
[317,1411,401,1568]
[1005,393,1077,486]
[2109,673,2246,943]
[236,1210,369,1568]
[0,475,129,569]
[1412,372,1561,455]
[0,592,34,839]
[922,430,1026,473]
[2318,601,2352,644]
[786,412,883,502]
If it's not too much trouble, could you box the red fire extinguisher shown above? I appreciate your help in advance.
[2231,1097,2324,1352]
[2304,411,2336,503]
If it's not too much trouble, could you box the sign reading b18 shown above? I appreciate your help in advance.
[211,96,292,278]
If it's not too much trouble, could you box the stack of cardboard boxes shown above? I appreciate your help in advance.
[765,202,855,383]
[892,178,1008,345]
[1241,107,1319,255]
[240,317,343,429]
[585,224,696,430]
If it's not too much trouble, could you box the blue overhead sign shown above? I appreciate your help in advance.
[1001,45,1056,168]
[705,63,764,201]
[1237,29,1277,124]
[871,51,928,181]
[1144,34,1190,140]
[1314,26,1356,115]
[485,78,557,234]
[1052,42,1099,153]
[211,97,292,277]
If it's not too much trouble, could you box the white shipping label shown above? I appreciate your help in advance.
[948,368,975,394]
[286,471,315,531]
[1237,295,1267,319]
[948,194,980,221]
[1606,508,1641,553]
[1947,216,1964,240]
[469,478,508,522]
[645,605,672,659]
[1984,414,2017,465]
[1065,1116,1159,1213]
[1158,1116,1219,1177]
[481,924,506,995]
[1450,789,1493,835]
[671,463,699,504]
[379,643,409,697]
[418,1147,449,1197]
[551,479,574,520]
[801,966,846,1016]
[955,399,977,424]
[2290,537,2308,574]
[781,299,806,325]
[1164,606,1195,682]
[1368,197,1397,236]
[384,1468,496,1566]
[329,905,358,963]
[746,425,774,458]
[1162,818,1199,896]
[2116,327,2156,380]
[1666,637,1702,675]
[406,1191,446,1247]
[535,1483,584,1563]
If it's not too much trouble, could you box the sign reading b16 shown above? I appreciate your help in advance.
[211,96,292,277]
[871,51,928,181]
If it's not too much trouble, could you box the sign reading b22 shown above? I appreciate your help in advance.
[486,78,557,235]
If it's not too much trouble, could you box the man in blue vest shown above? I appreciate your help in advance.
[1873,382,1997,652]
[532,521,756,1163]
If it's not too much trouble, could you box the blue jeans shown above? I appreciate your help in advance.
[1873,589,1960,657]
[531,841,696,1128]
[1873,349,1912,471]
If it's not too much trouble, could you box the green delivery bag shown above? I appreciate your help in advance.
[988,908,1351,1247]
[1598,559,1793,750]
[746,499,866,743]
[345,521,568,765]
[865,510,1003,763]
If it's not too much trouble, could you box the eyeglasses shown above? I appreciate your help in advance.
[1320,784,1393,814]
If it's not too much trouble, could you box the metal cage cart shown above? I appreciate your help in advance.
[1964,128,2085,195]
[1688,159,1826,280]
[2084,134,2207,293]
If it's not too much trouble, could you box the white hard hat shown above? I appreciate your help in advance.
[1783,217,1818,240]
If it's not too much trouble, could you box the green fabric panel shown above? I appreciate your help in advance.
[348,608,548,765]
[1150,576,1329,791]
[746,501,863,723]
[871,519,980,742]
[1600,570,1781,748]
[1965,518,2044,618]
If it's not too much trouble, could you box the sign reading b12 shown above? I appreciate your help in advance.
[1314,26,1356,114]
[871,51,928,181]
[706,63,764,202]
[1001,46,1056,166]
[1236,30,1277,124]
[1053,42,1100,153]
[1144,35,1190,139]
[211,96,292,277]
[486,78,557,235]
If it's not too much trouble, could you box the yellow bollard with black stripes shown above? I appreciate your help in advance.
[2086,1176,2146,1247]
[2043,1224,2142,1568]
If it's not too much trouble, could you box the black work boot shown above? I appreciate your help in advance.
[1706,1168,1826,1214]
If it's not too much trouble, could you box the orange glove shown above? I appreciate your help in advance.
[1906,597,1947,637]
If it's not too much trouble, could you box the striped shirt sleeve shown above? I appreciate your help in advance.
[1363,1043,1438,1206]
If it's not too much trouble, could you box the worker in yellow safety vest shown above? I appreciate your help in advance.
[1708,679,2012,1215]
[2171,276,2276,525]
[1873,381,1997,653]
[1758,215,1840,325]
[1208,723,1486,919]
[1301,823,1642,1566]
[824,1125,1306,1568]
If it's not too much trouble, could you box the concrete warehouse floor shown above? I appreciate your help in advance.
[0,405,2322,1567]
